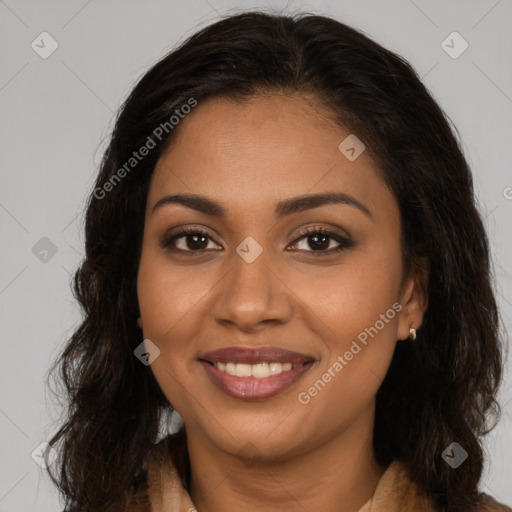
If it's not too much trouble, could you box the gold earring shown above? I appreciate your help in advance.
[409,326,417,341]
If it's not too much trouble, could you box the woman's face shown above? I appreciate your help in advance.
[137,93,424,459]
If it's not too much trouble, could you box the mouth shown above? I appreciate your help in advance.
[199,346,315,401]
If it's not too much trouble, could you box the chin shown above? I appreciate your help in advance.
[196,412,309,460]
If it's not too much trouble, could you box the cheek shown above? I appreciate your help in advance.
[136,250,211,401]
[291,249,402,344]
[290,250,401,402]
[137,249,214,340]
[137,252,207,411]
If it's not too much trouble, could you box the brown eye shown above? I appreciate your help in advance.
[288,228,353,254]
[161,228,222,252]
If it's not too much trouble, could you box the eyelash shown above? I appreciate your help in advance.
[160,226,353,256]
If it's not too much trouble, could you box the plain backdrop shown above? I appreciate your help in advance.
[0,1,511,510]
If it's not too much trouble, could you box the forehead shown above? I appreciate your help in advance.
[147,94,396,219]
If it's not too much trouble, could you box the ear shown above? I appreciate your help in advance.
[396,258,429,341]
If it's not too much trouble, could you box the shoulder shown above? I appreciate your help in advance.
[125,479,151,512]
[475,492,512,512]
[383,460,511,512]
[125,431,188,512]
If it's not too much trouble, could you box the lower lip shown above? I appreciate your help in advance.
[200,361,314,400]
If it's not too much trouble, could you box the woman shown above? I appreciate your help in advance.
[46,11,511,512]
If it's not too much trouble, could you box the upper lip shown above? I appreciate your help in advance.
[199,346,315,365]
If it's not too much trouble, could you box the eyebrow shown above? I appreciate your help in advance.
[151,192,372,219]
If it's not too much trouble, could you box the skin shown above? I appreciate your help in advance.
[137,93,428,512]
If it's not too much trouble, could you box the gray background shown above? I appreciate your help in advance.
[0,0,511,510]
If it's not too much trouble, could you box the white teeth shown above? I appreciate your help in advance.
[213,361,302,378]
[252,363,270,378]
[269,362,282,375]
[235,363,252,377]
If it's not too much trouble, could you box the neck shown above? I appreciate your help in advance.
[187,405,386,512]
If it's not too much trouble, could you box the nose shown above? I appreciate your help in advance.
[210,248,294,333]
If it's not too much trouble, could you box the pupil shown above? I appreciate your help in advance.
[310,234,328,250]
[187,234,207,250]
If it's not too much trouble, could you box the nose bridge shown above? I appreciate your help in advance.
[210,238,292,330]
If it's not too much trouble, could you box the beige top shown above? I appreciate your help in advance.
[125,436,511,512]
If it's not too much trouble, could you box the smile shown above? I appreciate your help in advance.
[199,346,315,400]
[212,361,302,378]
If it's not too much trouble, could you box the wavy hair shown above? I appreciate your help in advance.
[45,11,505,511]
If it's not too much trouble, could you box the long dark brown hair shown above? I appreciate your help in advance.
[45,11,505,511]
